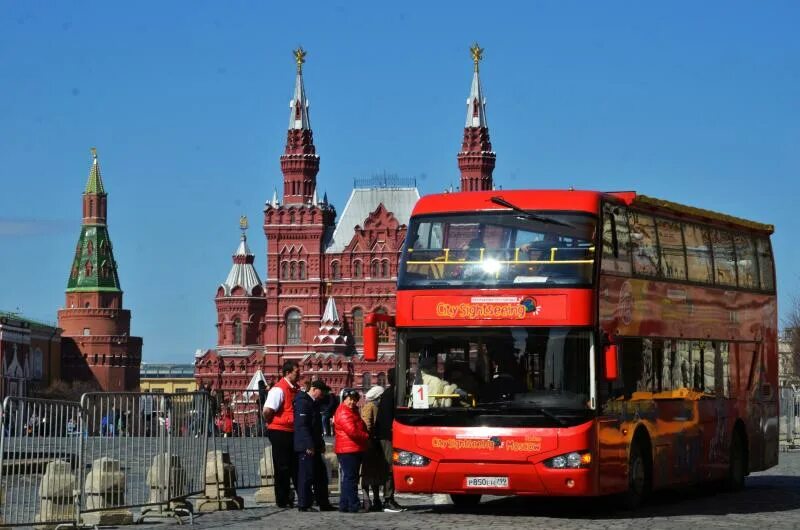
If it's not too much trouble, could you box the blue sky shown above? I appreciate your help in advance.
[1,1,798,362]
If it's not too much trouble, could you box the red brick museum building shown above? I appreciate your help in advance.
[194,46,496,395]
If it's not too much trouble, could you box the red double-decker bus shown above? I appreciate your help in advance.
[364,189,777,507]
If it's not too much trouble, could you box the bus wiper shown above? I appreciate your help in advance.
[490,196,575,228]
[477,400,567,426]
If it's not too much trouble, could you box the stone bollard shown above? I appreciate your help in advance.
[196,451,243,512]
[323,445,339,495]
[254,446,275,503]
[81,457,133,526]
[146,453,190,512]
[35,460,76,529]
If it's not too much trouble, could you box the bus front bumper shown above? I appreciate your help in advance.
[395,461,596,497]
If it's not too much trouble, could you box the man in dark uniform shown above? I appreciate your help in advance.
[294,379,336,512]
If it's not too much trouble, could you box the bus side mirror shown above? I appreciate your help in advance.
[363,312,395,362]
[604,344,618,381]
[363,324,379,362]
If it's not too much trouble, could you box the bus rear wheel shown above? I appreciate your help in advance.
[724,431,746,492]
[450,494,481,507]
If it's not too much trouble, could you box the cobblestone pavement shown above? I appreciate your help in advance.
[131,451,800,530]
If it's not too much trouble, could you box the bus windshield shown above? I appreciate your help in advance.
[396,328,593,427]
[399,212,596,288]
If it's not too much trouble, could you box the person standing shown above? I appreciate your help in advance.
[294,379,336,512]
[375,368,405,512]
[333,388,370,513]
[263,360,301,508]
[360,385,386,511]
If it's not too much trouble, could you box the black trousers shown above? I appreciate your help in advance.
[268,429,297,506]
[296,450,330,508]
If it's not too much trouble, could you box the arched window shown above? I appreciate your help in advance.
[371,260,379,278]
[362,372,371,392]
[375,307,390,343]
[331,261,340,280]
[299,261,306,280]
[353,260,362,278]
[286,310,302,345]
[351,308,364,343]
[289,211,295,224]
[233,318,242,345]
[281,261,288,280]
[87,241,94,256]
[381,260,389,278]
[290,261,297,280]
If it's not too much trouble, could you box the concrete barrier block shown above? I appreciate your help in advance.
[204,450,236,483]
[35,499,75,529]
[35,460,77,529]
[323,450,339,494]
[84,457,125,494]
[38,460,77,499]
[196,451,241,511]
[258,446,275,485]
[146,453,187,504]
[82,457,132,525]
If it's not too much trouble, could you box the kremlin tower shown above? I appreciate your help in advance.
[58,148,142,391]
[458,42,496,192]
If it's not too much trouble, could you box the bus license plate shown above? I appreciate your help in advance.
[465,476,509,488]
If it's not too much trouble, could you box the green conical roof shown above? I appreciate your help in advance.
[66,224,121,292]
[85,147,106,195]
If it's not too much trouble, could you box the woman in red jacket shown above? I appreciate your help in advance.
[333,388,370,513]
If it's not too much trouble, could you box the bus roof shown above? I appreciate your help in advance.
[412,189,774,234]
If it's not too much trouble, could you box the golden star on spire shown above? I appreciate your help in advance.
[470,42,484,73]
[239,215,248,231]
[293,47,306,74]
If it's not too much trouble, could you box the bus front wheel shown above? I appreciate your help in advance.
[450,494,481,507]
[620,439,650,510]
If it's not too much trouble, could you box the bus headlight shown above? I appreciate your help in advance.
[393,449,430,467]
[544,451,591,469]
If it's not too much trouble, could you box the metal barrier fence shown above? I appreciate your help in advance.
[780,386,800,446]
[211,389,270,490]
[78,392,209,523]
[0,396,82,527]
[0,391,210,528]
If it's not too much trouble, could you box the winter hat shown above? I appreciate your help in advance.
[365,385,385,402]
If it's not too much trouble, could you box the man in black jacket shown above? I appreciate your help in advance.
[374,368,405,512]
[293,379,336,512]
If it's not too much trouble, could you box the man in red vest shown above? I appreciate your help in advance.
[263,359,301,508]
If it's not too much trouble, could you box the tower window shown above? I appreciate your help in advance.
[351,308,364,343]
[353,260,362,278]
[286,310,302,345]
[233,318,243,345]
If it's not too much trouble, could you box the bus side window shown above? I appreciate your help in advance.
[629,212,660,277]
[711,229,737,287]
[683,224,713,284]
[734,234,758,290]
[601,203,631,275]
[756,238,775,291]
[714,341,731,398]
[656,219,687,280]
[620,338,653,397]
